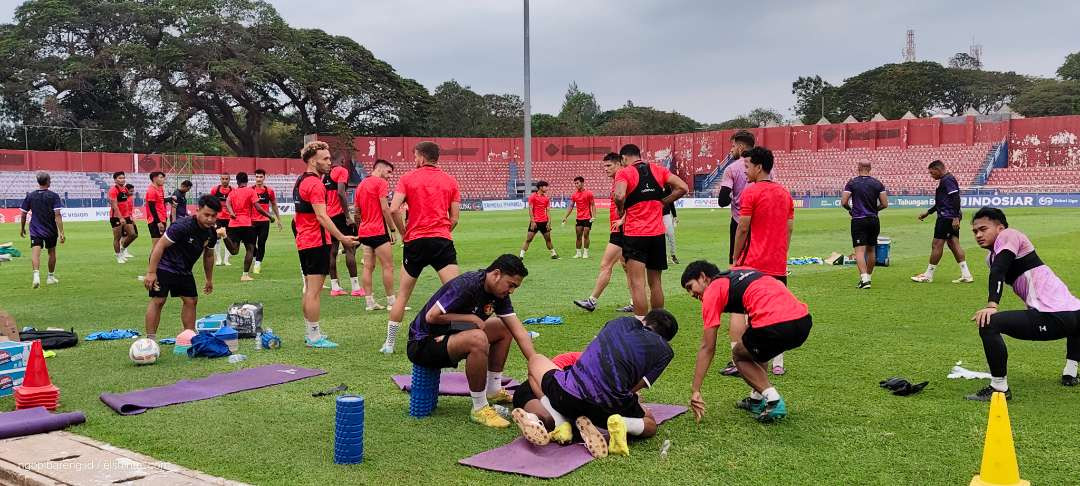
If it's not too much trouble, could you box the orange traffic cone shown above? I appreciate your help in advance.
[15,340,59,411]
[971,391,1029,486]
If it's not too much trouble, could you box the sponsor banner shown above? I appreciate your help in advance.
[481,200,525,211]
[461,200,483,211]
[808,193,1080,209]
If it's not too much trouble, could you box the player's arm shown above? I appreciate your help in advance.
[18,205,27,238]
[337,180,352,225]
[314,203,357,247]
[202,245,214,294]
[732,215,752,264]
[878,191,889,210]
[920,203,936,220]
[660,174,688,205]
[269,190,283,229]
[670,201,677,221]
[948,190,962,228]
[55,209,65,244]
[389,192,407,235]
[147,194,163,224]
[143,236,173,291]
[448,201,461,232]
[225,196,237,219]
[108,193,122,218]
[690,325,720,422]
[613,180,628,216]
[840,191,852,211]
[253,197,274,221]
[974,250,1015,326]
[589,199,596,221]
[425,304,485,328]
[169,196,178,223]
[717,186,732,207]
[378,196,395,243]
[500,313,537,360]
[562,199,575,223]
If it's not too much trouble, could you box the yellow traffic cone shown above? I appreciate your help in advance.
[971,391,1029,486]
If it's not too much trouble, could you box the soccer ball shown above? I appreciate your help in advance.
[129,338,160,365]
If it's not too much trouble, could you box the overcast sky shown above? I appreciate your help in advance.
[3,1,1079,123]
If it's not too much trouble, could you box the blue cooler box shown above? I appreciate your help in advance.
[876,237,892,267]
[0,341,31,372]
[196,314,228,333]
[0,368,26,397]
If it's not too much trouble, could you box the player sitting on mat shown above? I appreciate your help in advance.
[510,310,677,458]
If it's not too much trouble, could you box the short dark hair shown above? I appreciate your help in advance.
[619,144,641,158]
[149,171,165,180]
[254,168,266,176]
[36,171,50,186]
[573,176,584,183]
[375,159,394,170]
[643,309,679,342]
[603,152,621,162]
[681,260,723,287]
[973,206,1008,228]
[415,141,439,162]
[744,146,775,173]
[732,130,756,148]
[125,183,134,190]
[928,160,945,170]
[198,194,222,211]
[112,171,125,180]
[486,254,529,278]
[536,180,549,188]
[180,180,192,188]
[235,172,249,185]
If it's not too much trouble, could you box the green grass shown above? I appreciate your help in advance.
[1,207,1079,485]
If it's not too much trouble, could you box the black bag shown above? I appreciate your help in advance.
[227,302,263,338]
[18,328,79,350]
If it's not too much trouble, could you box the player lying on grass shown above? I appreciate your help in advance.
[510,310,677,458]
[682,261,812,423]
[966,207,1080,401]
[407,254,536,428]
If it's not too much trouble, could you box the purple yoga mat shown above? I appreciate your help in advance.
[0,407,86,439]
[459,403,687,478]
[391,372,520,396]
[100,364,325,415]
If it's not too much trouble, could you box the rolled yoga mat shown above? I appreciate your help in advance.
[0,407,86,439]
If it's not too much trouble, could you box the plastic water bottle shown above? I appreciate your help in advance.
[228,354,246,364]
[659,439,671,459]
[528,331,540,340]
[255,330,263,350]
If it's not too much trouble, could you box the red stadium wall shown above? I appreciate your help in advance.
[0,150,305,175]
[1007,116,1080,167]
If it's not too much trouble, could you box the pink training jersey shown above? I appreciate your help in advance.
[990,228,1080,312]
[720,157,748,222]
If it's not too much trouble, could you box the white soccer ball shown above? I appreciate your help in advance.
[129,338,160,365]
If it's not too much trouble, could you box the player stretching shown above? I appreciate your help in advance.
[354,160,397,311]
[326,160,361,297]
[19,172,64,288]
[716,130,753,376]
[519,181,558,259]
[209,174,233,266]
[683,262,813,423]
[380,141,462,354]
[107,172,137,263]
[612,144,688,321]
[223,172,273,281]
[912,160,974,283]
[562,176,595,259]
[294,141,360,348]
[573,153,635,312]
[169,180,192,223]
[251,169,283,274]
[841,161,887,289]
[142,195,220,341]
[144,171,168,249]
[965,207,1080,400]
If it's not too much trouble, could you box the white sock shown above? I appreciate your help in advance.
[330,279,342,291]
[635,315,646,323]
[762,387,780,403]
[588,295,599,302]
[990,376,1008,391]
[255,260,261,265]
[551,248,557,256]
[1064,359,1078,377]
[539,396,567,426]
[583,249,589,258]
[959,261,972,278]
[772,353,784,368]
[242,272,250,277]
[33,270,39,277]
[117,251,124,258]
[366,295,376,306]
[749,389,763,400]
[47,272,54,278]
[384,321,400,347]
[861,273,871,283]
[624,417,646,436]
[350,277,360,290]
[305,320,321,341]
[387,295,397,307]
[223,253,230,263]
[730,341,737,350]
[486,371,503,395]
[519,250,526,258]
[470,390,489,411]
[925,264,937,277]
[575,249,581,256]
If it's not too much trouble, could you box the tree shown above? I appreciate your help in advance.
[595,106,699,135]
[558,82,600,135]
[530,114,573,137]
[1058,52,1080,81]
[706,117,756,130]
[1011,80,1080,117]
[427,80,487,137]
[746,108,784,127]
[482,94,523,137]
[948,52,982,70]
[792,75,842,125]
[940,69,1033,115]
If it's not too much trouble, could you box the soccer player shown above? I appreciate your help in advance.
[209,174,233,266]
[294,141,360,348]
[682,261,813,423]
[251,169,282,274]
[19,172,64,288]
[407,254,535,428]
[519,181,558,259]
[107,172,137,263]
[965,207,1080,400]
[144,171,168,248]
[510,309,677,457]
[354,159,397,311]
[142,195,220,341]
[326,160,361,297]
[662,192,678,264]
[562,176,595,259]
[169,180,192,223]
[841,161,888,289]
[573,153,635,312]
[716,130,754,376]
[912,159,974,284]
[612,144,688,320]
[223,172,273,281]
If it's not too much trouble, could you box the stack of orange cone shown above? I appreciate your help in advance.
[15,341,59,411]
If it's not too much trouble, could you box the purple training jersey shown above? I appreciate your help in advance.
[20,189,63,238]
[935,173,962,219]
[409,270,515,342]
[989,228,1080,312]
[159,216,218,275]
[843,175,886,219]
[553,317,673,411]
[720,157,748,222]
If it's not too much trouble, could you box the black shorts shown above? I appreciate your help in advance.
[30,235,57,249]
[360,233,391,249]
[402,237,457,279]
[110,217,134,229]
[216,219,230,229]
[331,213,355,240]
[622,235,668,271]
[575,219,592,229]
[148,222,165,239]
[148,269,197,299]
[227,226,256,245]
[298,244,332,276]
[407,335,459,369]
[851,217,880,247]
[728,218,738,264]
[934,217,961,240]
[513,369,646,425]
[608,231,625,248]
[530,221,550,234]
[742,314,812,363]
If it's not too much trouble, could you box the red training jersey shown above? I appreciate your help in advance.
[108,185,131,218]
[615,162,671,237]
[701,276,808,329]
[144,184,167,223]
[227,186,258,227]
[354,176,390,237]
[394,165,461,242]
[735,181,794,277]
[252,185,275,222]
[294,174,330,250]
[570,189,594,220]
[210,185,232,220]
[325,166,349,217]
[528,193,550,223]
[552,351,583,370]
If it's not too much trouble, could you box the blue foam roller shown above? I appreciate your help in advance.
[333,395,364,464]
[409,365,441,418]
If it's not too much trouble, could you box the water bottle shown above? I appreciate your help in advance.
[528,331,540,340]
[659,439,671,459]
[228,354,246,364]
[255,329,263,350]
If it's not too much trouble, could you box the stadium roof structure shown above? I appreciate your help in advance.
[816,117,831,125]
[870,113,888,121]
[843,115,859,123]
[901,111,918,119]
[963,107,981,116]
[997,104,1024,118]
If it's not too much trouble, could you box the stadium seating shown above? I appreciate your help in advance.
[983,166,1080,192]
[0,172,103,199]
